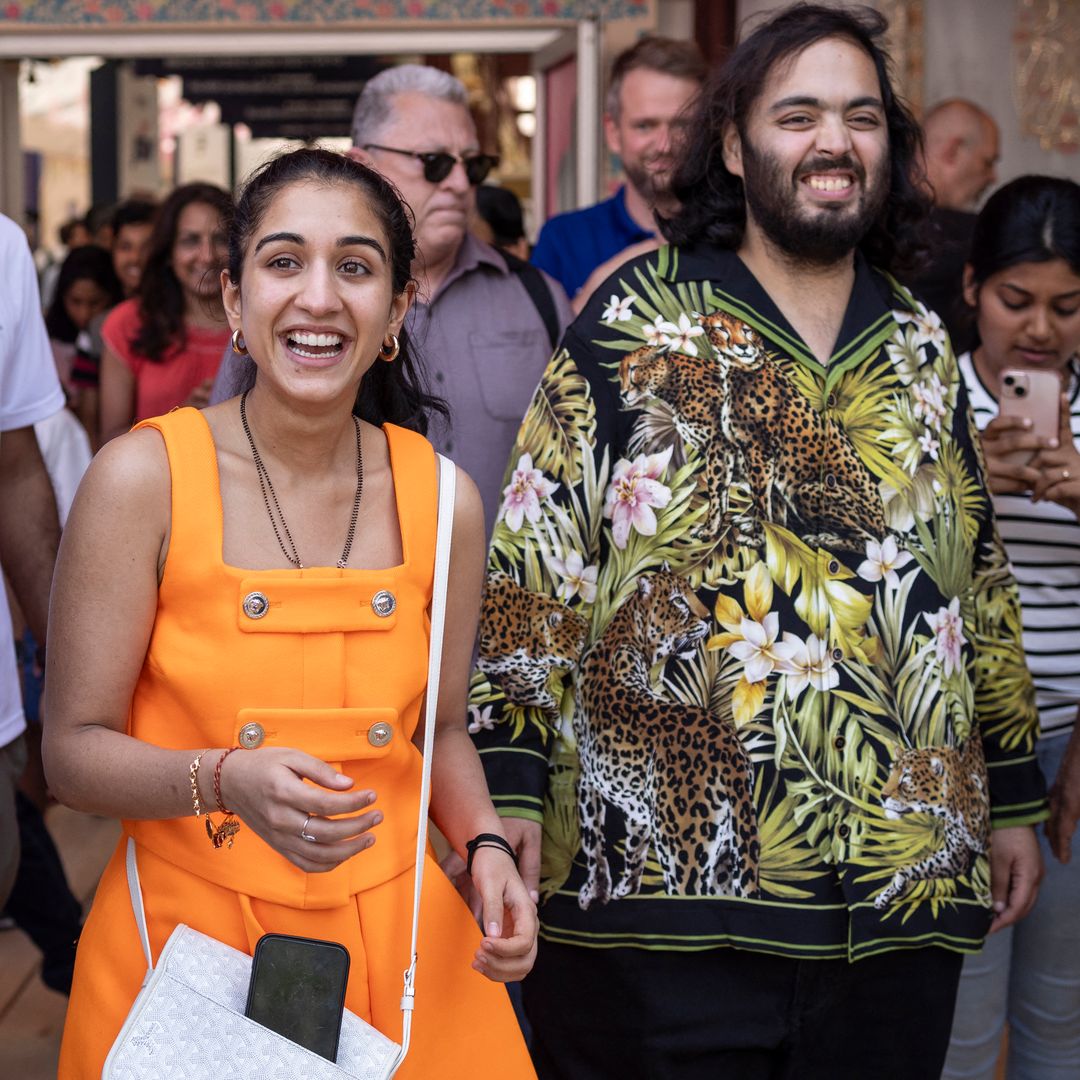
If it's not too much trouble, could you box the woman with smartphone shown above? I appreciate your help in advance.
[46,149,538,1079]
[943,175,1080,1079]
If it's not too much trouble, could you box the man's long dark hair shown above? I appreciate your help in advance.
[660,3,931,274]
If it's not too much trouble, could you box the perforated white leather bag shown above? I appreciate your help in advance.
[103,455,456,1080]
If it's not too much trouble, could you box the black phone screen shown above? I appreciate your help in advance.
[245,933,350,1061]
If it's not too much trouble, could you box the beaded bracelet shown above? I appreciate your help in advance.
[465,833,518,876]
[213,746,240,814]
[189,750,240,850]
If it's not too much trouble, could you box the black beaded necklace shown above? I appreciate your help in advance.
[239,390,363,570]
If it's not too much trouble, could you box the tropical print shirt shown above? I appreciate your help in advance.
[469,245,1047,962]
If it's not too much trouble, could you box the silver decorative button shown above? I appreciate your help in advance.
[242,591,269,619]
[238,722,265,749]
[368,722,393,747]
[371,590,396,617]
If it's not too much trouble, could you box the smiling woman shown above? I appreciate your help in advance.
[98,182,234,443]
[47,148,538,1080]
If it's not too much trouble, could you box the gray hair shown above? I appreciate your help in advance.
[351,64,469,146]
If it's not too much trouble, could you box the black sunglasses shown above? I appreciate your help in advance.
[363,144,499,186]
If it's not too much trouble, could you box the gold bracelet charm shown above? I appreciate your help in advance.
[189,750,240,849]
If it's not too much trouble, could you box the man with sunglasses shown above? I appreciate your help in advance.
[352,65,571,535]
[212,64,570,537]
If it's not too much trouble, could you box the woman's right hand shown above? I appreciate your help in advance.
[978,415,1053,495]
[216,747,382,873]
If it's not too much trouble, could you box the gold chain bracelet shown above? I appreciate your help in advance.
[189,750,240,849]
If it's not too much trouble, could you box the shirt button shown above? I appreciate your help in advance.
[834,735,846,750]
[435,371,445,383]
[838,823,851,839]
[825,473,837,489]
[238,722,264,749]
[831,647,844,662]
[826,392,838,408]
[827,559,840,575]
[445,441,454,453]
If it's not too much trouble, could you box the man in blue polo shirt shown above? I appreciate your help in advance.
[531,36,706,300]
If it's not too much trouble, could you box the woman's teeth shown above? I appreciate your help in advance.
[287,331,344,358]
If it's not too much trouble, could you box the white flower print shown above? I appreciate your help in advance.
[911,373,948,430]
[772,632,839,698]
[467,704,496,734]
[547,549,599,603]
[894,306,949,356]
[857,536,914,589]
[918,429,940,460]
[726,612,784,684]
[602,293,635,324]
[642,314,668,346]
[499,453,559,532]
[603,446,674,549]
[925,597,967,678]
[657,312,705,356]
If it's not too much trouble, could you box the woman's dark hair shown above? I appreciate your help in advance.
[44,245,124,343]
[226,147,447,434]
[660,3,931,274]
[968,175,1080,289]
[132,181,232,362]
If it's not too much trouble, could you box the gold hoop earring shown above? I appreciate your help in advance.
[231,328,248,356]
[379,334,400,363]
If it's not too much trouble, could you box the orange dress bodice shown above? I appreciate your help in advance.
[127,407,435,907]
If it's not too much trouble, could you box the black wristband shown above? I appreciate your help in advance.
[465,832,518,876]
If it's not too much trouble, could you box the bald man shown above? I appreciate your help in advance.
[922,99,1000,211]
[905,99,1001,351]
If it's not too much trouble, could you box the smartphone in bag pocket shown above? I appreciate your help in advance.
[998,368,1061,466]
[245,933,350,1061]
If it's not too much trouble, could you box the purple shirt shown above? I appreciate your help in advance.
[211,234,570,536]
[415,234,570,533]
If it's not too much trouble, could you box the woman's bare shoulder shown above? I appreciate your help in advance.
[69,426,170,529]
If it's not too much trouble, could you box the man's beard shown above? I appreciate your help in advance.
[741,137,890,266]
[623,156,674,206]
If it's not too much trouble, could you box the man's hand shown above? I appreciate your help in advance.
[988,825,1043,933]
[502,817,542,905]
[1046,725,1080,864]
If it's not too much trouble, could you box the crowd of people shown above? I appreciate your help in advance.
[0,3,1078,1078]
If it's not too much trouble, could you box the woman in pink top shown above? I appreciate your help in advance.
[99,183,232,442]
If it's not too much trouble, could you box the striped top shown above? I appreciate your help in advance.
[959,351,1080,738]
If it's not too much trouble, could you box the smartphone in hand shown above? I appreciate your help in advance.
[999,368,1061,465]
[245,933,350,1061]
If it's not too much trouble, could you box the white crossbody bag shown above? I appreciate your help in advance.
[103,454,456,1080]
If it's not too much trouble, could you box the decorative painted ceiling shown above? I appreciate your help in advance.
[2,0,649,29]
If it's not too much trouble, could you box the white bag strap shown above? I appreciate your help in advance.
[392,451,455,1069]
[123,452,456,1070]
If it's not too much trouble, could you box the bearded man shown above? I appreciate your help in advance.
[531,36,706,301]
[470,6,1046,1078]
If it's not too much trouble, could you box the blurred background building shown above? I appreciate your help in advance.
[0,0,1076,264]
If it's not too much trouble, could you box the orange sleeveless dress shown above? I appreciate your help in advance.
[59,407,536,1079]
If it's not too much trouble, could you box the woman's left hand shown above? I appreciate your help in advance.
[1031,394,1080,517]
[468,846,538,983]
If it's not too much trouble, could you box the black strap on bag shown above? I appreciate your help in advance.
[500,250,560,351]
